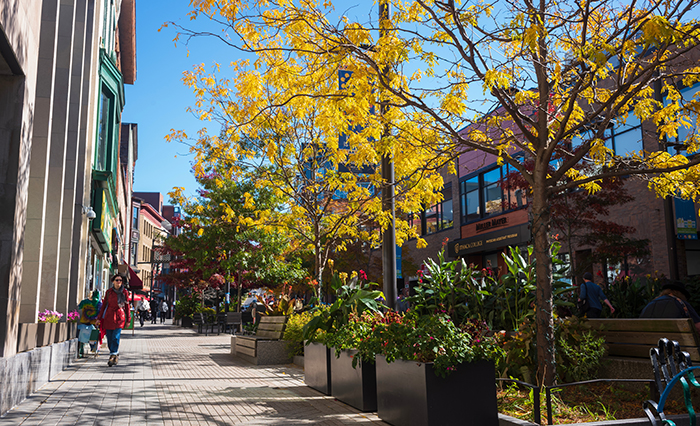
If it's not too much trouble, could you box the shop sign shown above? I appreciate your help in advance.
[475,216,509,233]
[448,224,531,258]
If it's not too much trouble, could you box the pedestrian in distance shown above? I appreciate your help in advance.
[137,298,149,327]
[149,298,158,324]
[98,274,131,367]
[160,299,169,323]
[640,280,700,334]
[578,272,615,318]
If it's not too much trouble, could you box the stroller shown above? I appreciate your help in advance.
[78,324,100,358]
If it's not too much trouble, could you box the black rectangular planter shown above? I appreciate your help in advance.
[304,342,332,395]
[376,355,498,426]
[330,348,377,412]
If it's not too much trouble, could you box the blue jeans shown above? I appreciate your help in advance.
[105,328,122,355]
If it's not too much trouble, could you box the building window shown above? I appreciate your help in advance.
[132,206,139,230]
[96,89,113,171]
[460,166,522,224]
[572,113,642,157]
[409,184,453,236]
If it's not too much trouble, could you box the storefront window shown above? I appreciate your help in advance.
[408,184,453,236]
[461,165,521,224]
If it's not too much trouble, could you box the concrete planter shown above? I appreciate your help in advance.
[329,348,376,412]
[36,323,55,347]
[17,323,37,353]
[304,342,331,395]
[376,355,498,426]
[54,323,68,343]
[181,316,193,328]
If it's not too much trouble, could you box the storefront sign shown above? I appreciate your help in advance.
[675,198,698,240]
[475,216,509,233]
[448,224,531,258]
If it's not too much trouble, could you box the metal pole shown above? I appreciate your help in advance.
[379,0,396,310]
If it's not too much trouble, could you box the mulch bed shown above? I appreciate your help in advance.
[498,381,689,424]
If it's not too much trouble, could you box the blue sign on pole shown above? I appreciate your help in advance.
[396,245,402,279]
[674,198,698,240]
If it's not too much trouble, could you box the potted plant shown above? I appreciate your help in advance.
[356,311,502,426]
[66,310,79,339]
[37,309,62,347]
[303,267,385,411]
[174,293,200,327]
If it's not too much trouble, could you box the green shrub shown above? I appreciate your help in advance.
[199,307,217,323]
[283,310,327,356]
[496,316,607,383]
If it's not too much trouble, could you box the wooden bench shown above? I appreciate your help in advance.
[585,318,700,362]
[193,312,219,336]
[218,312,242,334]
[234,316,291,365]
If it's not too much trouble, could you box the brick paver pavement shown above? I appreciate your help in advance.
[0,321,388,425]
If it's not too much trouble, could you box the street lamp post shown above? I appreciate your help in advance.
[379,0,396,310]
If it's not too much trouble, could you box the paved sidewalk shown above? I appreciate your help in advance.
[0,321,387,425]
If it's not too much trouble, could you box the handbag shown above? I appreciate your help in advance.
[577,282,590,316]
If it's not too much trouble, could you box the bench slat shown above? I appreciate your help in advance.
[236,338,258,349]
[258,323,285,332]
[256,330,283,339]
[607,343,700,362]
[602,331,698,346]
[260,316,287,324]
[586,318,694,333]
[237,345,257,357]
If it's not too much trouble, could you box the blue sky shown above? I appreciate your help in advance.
[122,1,216,202]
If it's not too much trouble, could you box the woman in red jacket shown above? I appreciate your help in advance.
[98,274,130,366]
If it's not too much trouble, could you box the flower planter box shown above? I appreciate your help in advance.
[330,348,377,412]
[304,342,332,395]
[375,355,498,426]
[181,316,193,328]
[54,323,68,343]
[36,323,56,347]
[17,323,37,353]
[67,322,78,339]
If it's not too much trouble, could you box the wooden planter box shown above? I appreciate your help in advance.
[36,323,55,347]
[304,342,332,395]
[17,323,37,353]
[375,355,498,426]
[67,322,78,339]
[54,323,68,343]
[330,348,376,412]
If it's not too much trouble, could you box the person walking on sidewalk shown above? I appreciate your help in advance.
[578,272,615,318]
[149,298,158,324]
[98,274,131,367]
[159,299,169,323]
[136,298,149,327]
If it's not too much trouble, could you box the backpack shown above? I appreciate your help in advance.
[161,301,168,312]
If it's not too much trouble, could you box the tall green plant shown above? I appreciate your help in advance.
[302,270,385,341]
[407,243,574,332]
[406,249,490,326]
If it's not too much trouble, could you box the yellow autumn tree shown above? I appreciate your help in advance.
[167,0,700,385]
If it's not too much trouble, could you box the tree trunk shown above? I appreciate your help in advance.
[532,177,556,387]
[315,240,323,302]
